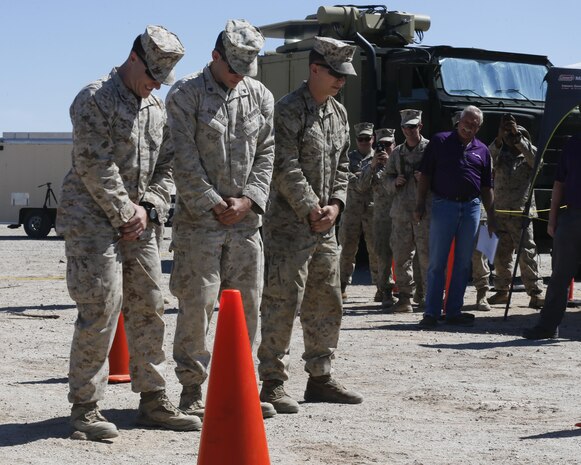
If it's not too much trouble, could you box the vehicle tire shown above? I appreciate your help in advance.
[23,210,52,239]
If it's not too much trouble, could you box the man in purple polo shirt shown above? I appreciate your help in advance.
[415,105,497,328]
[523,133,581,339]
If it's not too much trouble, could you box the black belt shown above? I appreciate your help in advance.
[436,194,478,203]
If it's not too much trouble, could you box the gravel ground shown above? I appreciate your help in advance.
[1,224,581,465]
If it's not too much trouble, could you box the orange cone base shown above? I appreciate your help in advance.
[108,374,131,383]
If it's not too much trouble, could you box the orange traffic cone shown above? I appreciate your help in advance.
[443,239,455,315]
[108,312,131,384]
[197,289,270,465]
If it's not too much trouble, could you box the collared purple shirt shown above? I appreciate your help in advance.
[555,133,581,209]
[420,130,493,200]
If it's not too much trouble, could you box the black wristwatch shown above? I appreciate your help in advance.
[140,202,160,225]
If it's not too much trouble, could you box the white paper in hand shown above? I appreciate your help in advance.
[476,224,499,263]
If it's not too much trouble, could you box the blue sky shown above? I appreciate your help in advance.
[1,0,580,133]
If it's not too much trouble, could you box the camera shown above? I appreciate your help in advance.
[376,141,392,152]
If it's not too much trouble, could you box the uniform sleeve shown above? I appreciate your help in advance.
[165,82,223,215]
[329,120,350,209]
[515,137,538,169]
[271,103,320,219]
[380,148,399,195]
[488,141,501,166]
[141,117,174,221]
[241,87,275,214]
[481,147,494,188]
[70,89,134,228]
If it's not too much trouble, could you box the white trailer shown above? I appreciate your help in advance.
[0,132,72,238]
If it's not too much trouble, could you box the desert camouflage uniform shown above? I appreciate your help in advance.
[258,82,350,382]
[489,138,543,295]
[339,148,378,287]
[359,159,395,296]
[56,68,173,403]
[166,65,274,386]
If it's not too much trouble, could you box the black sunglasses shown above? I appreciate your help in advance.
[402,124,419,129]
[219,53,240,75]
[357,136,372,142]
[315,62,347,79]
[134,50,156,81]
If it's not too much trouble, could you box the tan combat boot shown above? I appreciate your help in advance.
[529,293,545,309]
[179,384,205,418]
[381,290,397,308]
[488,291,509,305]
[70,402,119,441]
[392,295,413,313]
[304,375,363,404]
[260,379,299,414]
[137,390,201,431]
[476,288,491,311]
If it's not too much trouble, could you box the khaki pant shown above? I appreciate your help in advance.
[170,227,263,386]
[67,231,166,404]
[258,233,343,382]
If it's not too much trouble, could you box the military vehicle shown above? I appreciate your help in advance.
[257,5,581,251]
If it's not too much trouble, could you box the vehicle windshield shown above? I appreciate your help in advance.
[439,57,548,101]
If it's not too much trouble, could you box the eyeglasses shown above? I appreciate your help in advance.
[134,49,156,81]
[314,63,347,79]
[402,124,419,129]
[357,136,372,142]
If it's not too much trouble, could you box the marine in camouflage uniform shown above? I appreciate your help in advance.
[165,20,275,418]
[339,122,379,300]
[258,37,363,414]
[487,115,544,308]
[56,26,199,440]
[359,128,397,308]
[382,110,430,312]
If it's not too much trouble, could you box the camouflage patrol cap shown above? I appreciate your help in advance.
[140,25,185,85]
[222,19,265,77]
[354,122,374,137]
[313,37,357,76]
[400,109,422,126]
[375,128,396,143]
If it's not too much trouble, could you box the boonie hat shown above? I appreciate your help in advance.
[313,36,357,76]
[222,19,265,77]
[375,128,396,143]
[400,109,422,126]
[140,25,185,85]
[354,122,374,137]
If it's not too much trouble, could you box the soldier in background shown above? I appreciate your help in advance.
[258,36,363,414]
[360,128,398,308]
[57,26,200,440]
[382,110,430,312]
[165,20,276,419]
[339,122,379,301]
[487,114,544,308]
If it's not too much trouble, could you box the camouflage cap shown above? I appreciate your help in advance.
[400,109,422,126]
[375,128,396,143]
[354,122,374,137]
[313,36,357,76]
[222,19,265,77]
[140,25,184,85]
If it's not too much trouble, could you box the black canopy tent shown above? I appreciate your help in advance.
[504,67,581,319]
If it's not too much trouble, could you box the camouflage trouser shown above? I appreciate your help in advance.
[373,209,394,293]
[390,217,429,297]
[494,215,543,295]
[258,233,342,382]
[66,231,166,404]
[472,250,491,291]
[170,227,263,386]
[339,206,378,285]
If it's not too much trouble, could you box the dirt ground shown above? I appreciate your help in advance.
[1,224,581,465]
